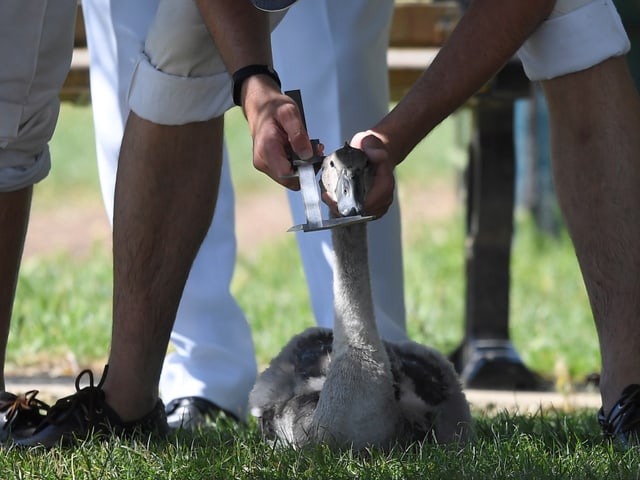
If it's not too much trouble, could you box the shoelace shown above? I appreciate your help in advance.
[599,384,640,438]
[43,366,109,429]
[0,390,49,431]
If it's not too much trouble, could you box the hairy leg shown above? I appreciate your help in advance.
[102,112,223,420]
[0,187,32,391]
[543,56,640,412]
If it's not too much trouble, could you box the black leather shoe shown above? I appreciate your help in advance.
[165,396,238,429]
[15,366,169,448]
[598,384,640,447]
[0,390,49,442]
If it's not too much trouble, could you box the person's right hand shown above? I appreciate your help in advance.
[241,76,314,191]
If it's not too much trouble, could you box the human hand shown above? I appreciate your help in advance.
[347,130,396,218]
[243,79,314,190]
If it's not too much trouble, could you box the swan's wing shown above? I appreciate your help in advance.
[385,340,473,444]
[291,328,333,381]
[249,327,333,444]
[259,389,321,446]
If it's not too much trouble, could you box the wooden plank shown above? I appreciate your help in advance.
[389,2,461,48]
[75,1,86,48]
[387,47,438,101]
[61,2,89,103]
[387,3,461,101]
[61,48,90,103]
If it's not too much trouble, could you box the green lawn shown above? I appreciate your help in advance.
[4,410,639,479]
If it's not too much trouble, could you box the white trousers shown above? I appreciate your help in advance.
[83,0,405,419]
[273,0,406,340]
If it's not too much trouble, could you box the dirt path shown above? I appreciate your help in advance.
[24,182,459,260]
[23,203,112,259]
[23,192,293,259]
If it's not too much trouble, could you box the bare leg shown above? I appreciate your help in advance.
[102,112,224,420]
[0,187,32,392]
[542,56,640,412]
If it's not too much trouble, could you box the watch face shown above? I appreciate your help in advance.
[250,0,298,11]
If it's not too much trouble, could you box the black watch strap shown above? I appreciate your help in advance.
[232,64,281,107]
[251,0,298,12]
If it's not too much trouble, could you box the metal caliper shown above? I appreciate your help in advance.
[284,90,374,232]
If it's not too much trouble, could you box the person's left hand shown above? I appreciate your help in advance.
[347,130,396,219]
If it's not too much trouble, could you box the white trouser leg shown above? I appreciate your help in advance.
[272,0,407,341]
[160,151,257,420]
[83,0,256,419]
[84,0,158,218]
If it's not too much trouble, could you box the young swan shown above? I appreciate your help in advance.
[250,144,472,450]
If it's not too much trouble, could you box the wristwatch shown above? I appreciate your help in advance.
[250,0,298,11]
[232,64,282,107]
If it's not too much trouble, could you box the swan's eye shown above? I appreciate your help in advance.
[330,161,335,168]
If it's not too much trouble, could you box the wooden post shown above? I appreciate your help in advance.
[449,61,541,390]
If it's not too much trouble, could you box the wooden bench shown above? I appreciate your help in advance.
[390,2,540,390]
[61,2,89,103]
[387,2,459,101]
[62,1,541,390]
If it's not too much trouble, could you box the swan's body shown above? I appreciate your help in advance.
[250,144,472,449]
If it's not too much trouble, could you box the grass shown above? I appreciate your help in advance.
[32,104,103,207]
[6,103,613,478]
[4,411,640,479]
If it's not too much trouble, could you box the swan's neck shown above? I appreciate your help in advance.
[330,222,383,356]
[312,221,398,448]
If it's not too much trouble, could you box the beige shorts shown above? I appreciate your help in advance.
[0,0,76,191]
[518,0,630,81]
[128,0,284,125]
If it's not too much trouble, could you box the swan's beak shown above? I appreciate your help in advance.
[336,170,365,217]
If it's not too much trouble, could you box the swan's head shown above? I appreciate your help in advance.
[321,143,374,217]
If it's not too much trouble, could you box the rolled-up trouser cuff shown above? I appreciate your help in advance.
[128,53,234,125]
[0,97,58,191]
[0,148,51,192]
[127,0,285,126]
[517,0,630,81]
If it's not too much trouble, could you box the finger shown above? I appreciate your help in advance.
[350,130,383,150]
[277,102,314,160]
[364,172,395,218]
[351,132,396,217]
[350,130,372,149]
[254,153,300,190]
[321,190,339,216]
[253,126,300,190]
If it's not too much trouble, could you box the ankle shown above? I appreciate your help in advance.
[102,387,158,422]
[600,372,640,413]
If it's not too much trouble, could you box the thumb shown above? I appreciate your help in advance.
[350,130,384,150]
